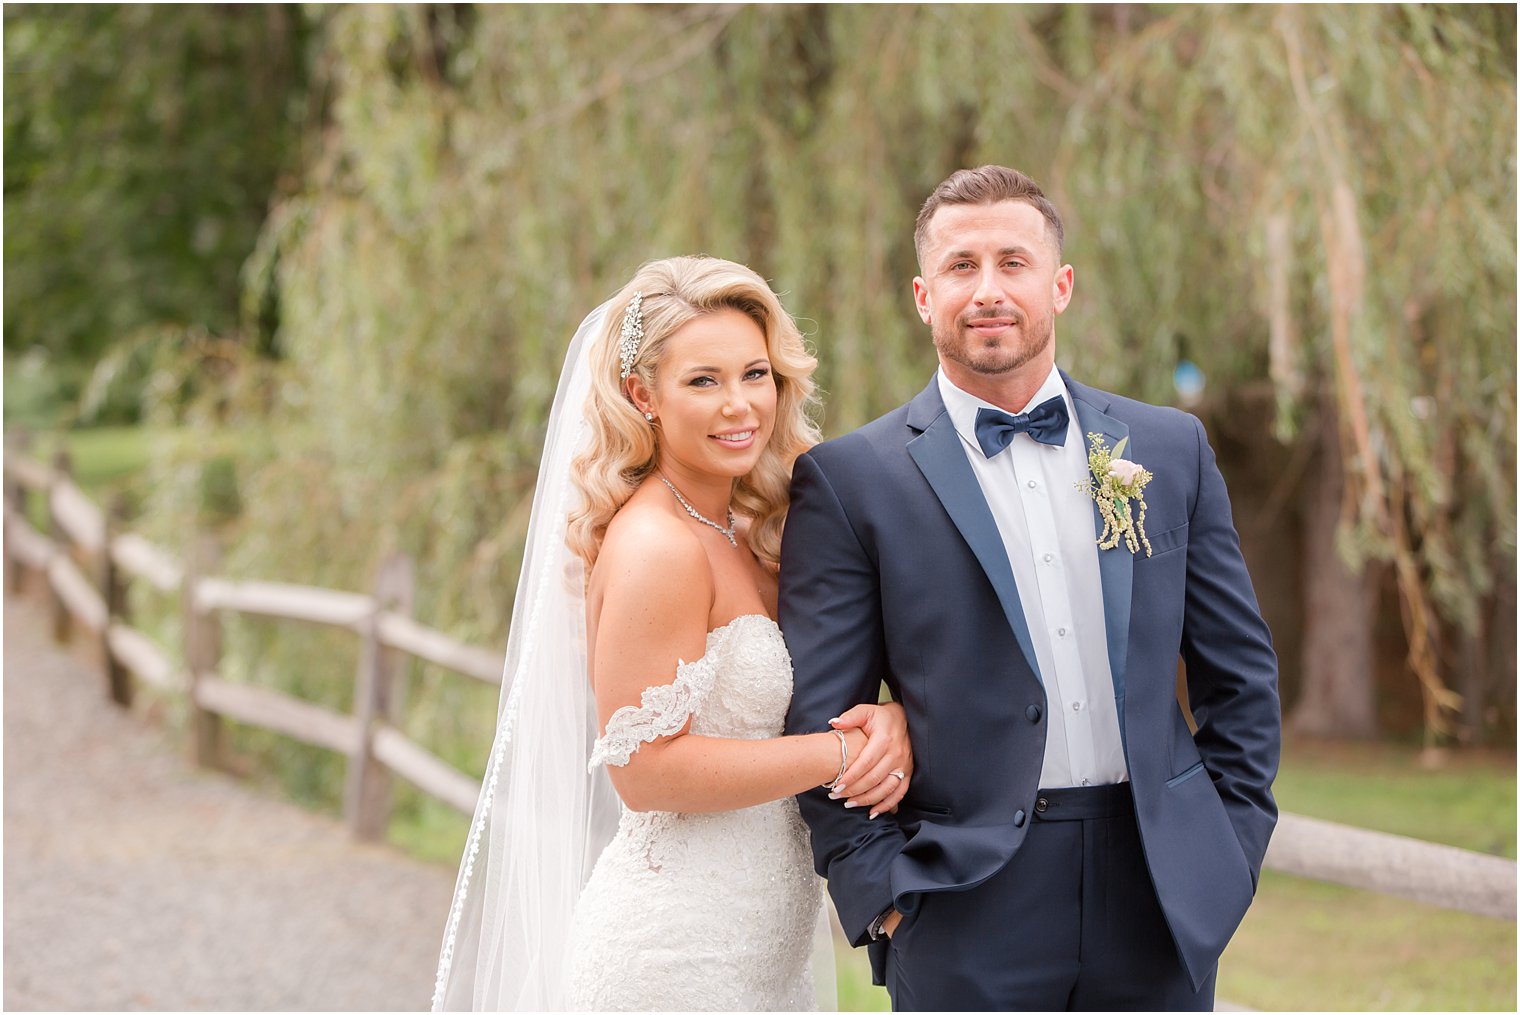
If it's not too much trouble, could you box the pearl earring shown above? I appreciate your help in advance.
[644,411,655,422]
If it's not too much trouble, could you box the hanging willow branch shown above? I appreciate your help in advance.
[131,5,1512,747]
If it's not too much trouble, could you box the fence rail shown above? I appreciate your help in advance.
[1265,811,1515,920]
[3,438,1516,918]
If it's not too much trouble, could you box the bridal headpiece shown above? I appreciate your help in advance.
[618,292,645,380]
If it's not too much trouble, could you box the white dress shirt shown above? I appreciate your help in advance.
[937,367,1129,788]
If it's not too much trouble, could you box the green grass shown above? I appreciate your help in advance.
[1222,871,1514,1011]
[9,425,158,492]
[830,737,1516,1012]
[12,425,164,530]
[1271,737,1516,858]
[1216,737,1516,1011]
[61,425,159,493]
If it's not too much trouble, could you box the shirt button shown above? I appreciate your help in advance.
[1072,701,1084,712]
[1056,626,1068,637]
[1042,552,1054,564]
[1081,778,1091,787]
[1027,479,1037,489]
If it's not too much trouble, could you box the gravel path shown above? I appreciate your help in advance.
[4,594,458,1011]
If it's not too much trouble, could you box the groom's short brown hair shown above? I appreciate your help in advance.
[914,165,1065,263]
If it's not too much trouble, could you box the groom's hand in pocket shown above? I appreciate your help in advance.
[829,702,913,818]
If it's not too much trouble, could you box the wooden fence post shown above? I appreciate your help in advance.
[99,495,133,707]
[3,429,30,595]
[184,533,224,768]
[47,449,73,643]
[345,552,414,840]
[344,553,414,839]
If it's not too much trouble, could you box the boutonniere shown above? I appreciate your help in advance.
[1079,433,1153,557]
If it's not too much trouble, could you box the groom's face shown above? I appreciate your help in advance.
[912,200,1073,383]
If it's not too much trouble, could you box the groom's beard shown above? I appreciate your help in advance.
[933,306,1053,377]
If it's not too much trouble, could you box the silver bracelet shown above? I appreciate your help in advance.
[822,728,848,790]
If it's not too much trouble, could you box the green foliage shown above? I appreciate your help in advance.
[387,787,472,867]
[50,6,1510,778]
[1044,5,1516,732]
[5,16,1513,978]
[3,4,310,366]
[3,349,76,429]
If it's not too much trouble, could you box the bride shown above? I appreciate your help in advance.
[432,256,913,1011]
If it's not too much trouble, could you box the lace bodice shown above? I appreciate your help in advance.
[566,614,824,1011]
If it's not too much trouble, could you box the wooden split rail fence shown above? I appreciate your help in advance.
[4,436,498,838]
[3,435,1516,920]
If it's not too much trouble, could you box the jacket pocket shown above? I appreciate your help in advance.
[1165,760,1207,788]
[1140,520,1189,559]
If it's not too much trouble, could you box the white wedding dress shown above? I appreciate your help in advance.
[564,613,824,1011]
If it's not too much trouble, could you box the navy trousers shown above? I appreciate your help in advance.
[884,785,1216,1012]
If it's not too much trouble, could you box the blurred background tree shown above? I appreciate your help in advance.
[4,4,311,422]
[5,4,1514,813]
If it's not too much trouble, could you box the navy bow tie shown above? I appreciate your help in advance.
[973,396,1070,457]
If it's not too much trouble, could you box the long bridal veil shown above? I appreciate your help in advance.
[431,303,621,1011]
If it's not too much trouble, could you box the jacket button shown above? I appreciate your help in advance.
[1035,797,1049,813]
[1026,704,1042,723]
[1013,809,1026,827]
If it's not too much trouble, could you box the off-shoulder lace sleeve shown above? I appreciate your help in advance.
[588,654,719,769]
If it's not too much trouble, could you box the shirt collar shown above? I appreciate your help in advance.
[937,365,1070,449]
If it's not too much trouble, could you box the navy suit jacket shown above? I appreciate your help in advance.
[779,373,1280,990]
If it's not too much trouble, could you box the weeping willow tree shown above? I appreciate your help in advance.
[140,4,1512,810]
[1050,6,1517,742]
[1041,6,1517,740]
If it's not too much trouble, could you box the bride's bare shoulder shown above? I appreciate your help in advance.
[594,496,714,608]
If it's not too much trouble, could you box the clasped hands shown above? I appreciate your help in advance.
[825,701,913,819]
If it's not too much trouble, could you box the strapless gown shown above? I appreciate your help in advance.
[564,614,824,1011]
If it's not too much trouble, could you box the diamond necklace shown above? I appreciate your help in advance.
[659,476,737,547]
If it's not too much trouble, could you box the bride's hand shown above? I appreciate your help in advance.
[828,701,913,818]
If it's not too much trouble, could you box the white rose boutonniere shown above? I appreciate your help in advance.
[1079,433,1153,556]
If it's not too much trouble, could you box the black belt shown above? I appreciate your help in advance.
[1032,783,1133,821]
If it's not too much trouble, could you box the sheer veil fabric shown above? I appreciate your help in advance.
[430,302,838,1011]
[432,304,620,1011]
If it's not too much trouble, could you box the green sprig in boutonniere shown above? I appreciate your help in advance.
[1080,433,1153,557]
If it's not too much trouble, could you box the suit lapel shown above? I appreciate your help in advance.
[905,381,1044,687]
[1064,374,1133,733]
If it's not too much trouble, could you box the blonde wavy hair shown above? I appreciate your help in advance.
[567,256,821,571]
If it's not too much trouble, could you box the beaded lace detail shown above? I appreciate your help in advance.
[589,652,719,769]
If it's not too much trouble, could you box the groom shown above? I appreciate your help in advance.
[780,166,1280,1011]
